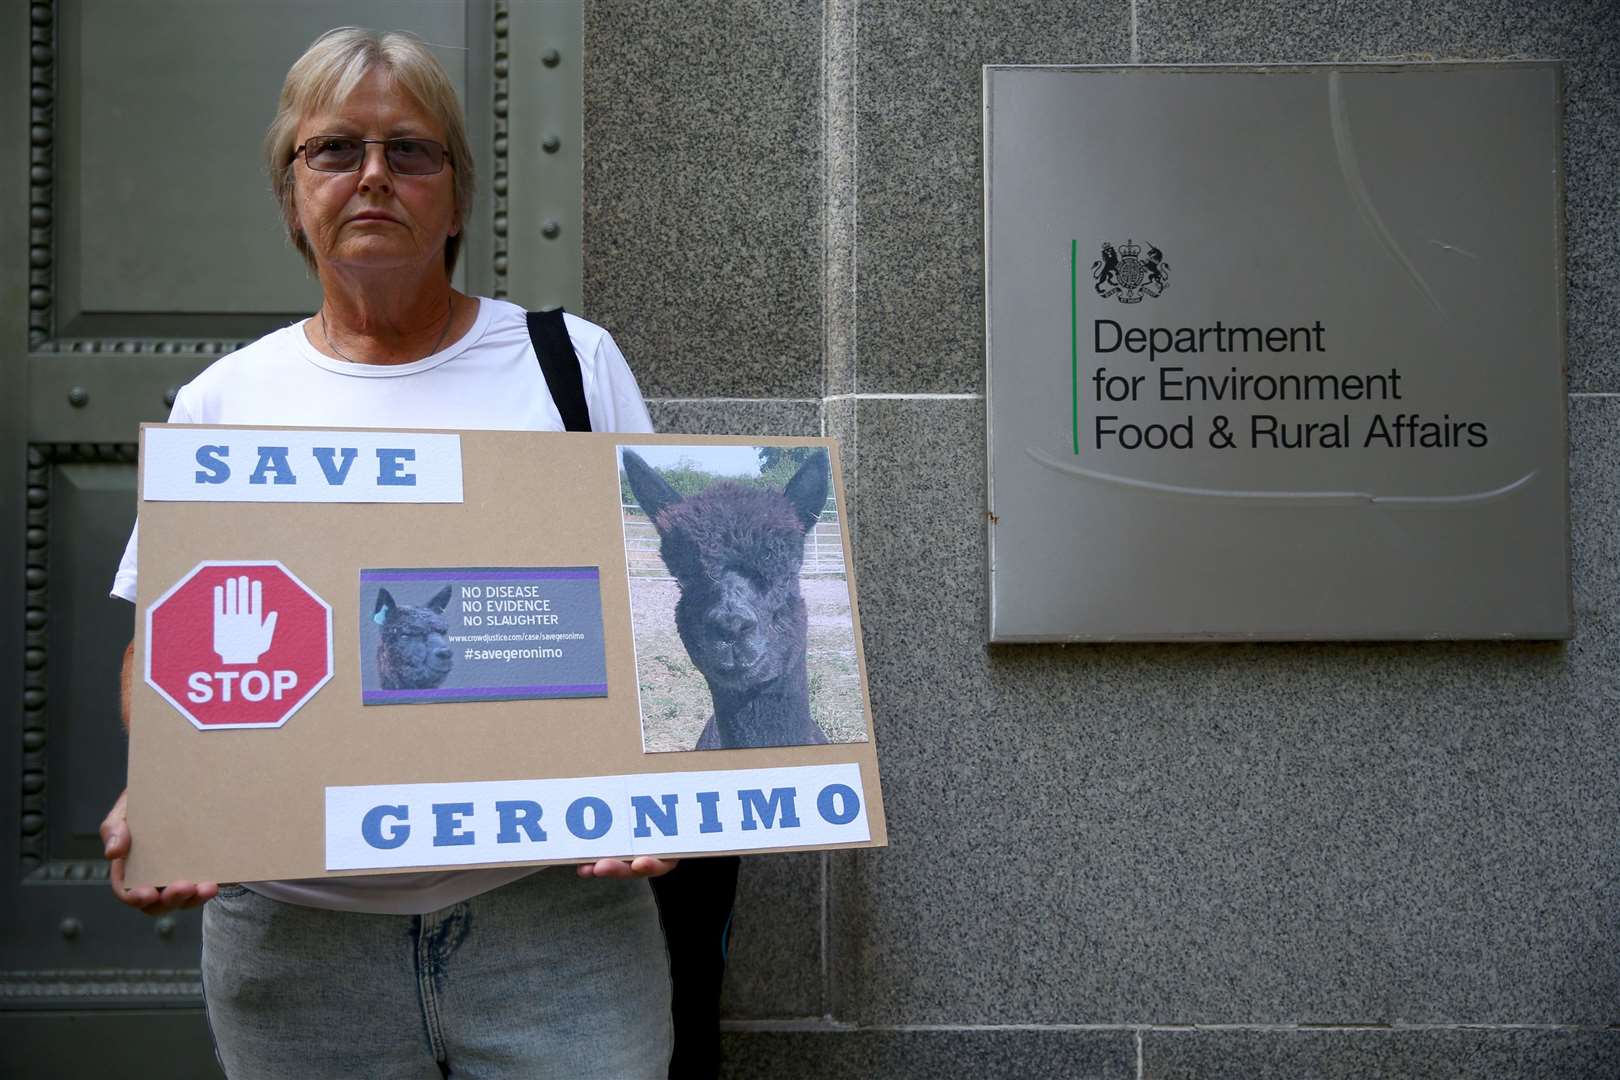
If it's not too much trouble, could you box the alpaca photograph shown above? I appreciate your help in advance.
[619,444,869,753]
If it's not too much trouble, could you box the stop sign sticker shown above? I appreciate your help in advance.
[146,561,333,730]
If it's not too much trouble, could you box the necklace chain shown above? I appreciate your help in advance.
[320,295,455,365]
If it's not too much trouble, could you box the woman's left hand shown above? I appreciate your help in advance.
[576,856,679,880]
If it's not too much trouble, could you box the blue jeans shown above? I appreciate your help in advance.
[201,870,672,1078]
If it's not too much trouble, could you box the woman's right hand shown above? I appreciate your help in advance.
[100,788,219,915]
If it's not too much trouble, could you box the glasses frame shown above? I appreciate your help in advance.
[293,135,453,176]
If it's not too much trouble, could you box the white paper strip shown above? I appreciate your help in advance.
[144,428,463,503]
[325,763,870,870]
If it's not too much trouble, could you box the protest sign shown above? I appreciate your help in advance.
[124,426,884,886]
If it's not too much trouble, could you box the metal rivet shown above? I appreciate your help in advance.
[68,385,88,407]
[156,916,176,939]
[59,917,81,940]
[542,134,561,154]
[542,48,560,67]
[164,386,179,407]
[541,220,561,239]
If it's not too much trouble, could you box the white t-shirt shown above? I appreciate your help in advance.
[111,297,653,914]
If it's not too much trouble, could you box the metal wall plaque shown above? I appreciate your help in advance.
[984,64,1569,641]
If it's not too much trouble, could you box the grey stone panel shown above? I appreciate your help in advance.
[833,397,1619,1024]
[855,2,1131,394]
[1570,396,1620,617]
[582,1,824,400]
[1134,1,1620,393]
[1142,1027,1620,1080]
[645,398,822,437]
[723,853,826,1020]
[721,1026,1136,1080]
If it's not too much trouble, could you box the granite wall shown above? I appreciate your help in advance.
[582,2,1620,1077]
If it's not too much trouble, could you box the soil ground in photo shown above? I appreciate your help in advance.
[630,576,866,753]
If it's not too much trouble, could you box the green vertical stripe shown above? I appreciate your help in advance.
[1071,239,1079,454]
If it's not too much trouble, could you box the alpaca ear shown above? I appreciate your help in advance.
[373,588,396,625]
[783,449,829,532]
[621,450,682,534]
[426,585,453,613]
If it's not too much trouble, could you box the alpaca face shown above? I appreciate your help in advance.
[373,585,454,689]
[663,491,808,692]
[623,451,829,697]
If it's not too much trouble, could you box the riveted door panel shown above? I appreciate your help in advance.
[2,1,581,1070]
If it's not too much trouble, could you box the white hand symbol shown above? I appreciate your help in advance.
[213,575,279,665]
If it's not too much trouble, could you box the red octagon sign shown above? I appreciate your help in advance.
[146,561,332,730]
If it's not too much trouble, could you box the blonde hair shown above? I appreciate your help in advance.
[264,27,476,275]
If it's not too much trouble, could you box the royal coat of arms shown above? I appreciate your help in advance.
[1093,239,1169,303]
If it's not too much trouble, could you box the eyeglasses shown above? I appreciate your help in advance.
[293,135,452,175]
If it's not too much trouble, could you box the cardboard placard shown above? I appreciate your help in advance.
[125,425,885,887]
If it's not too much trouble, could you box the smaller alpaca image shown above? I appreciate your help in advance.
[620,444,869,753]
[373,585,455,689]
[358,567,610,706]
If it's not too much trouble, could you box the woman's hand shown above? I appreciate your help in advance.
[100,788,220,915]
[576,856,679,880]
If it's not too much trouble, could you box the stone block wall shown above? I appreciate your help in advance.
[583,2,1620,1076]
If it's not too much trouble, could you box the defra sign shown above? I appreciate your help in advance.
[146,561,333,730]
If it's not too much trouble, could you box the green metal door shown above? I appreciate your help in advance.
[1,2,581,1072]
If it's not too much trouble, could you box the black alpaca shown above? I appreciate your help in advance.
[373,585,455,690]
[623,450,831,750]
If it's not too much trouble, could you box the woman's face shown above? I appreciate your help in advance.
[292,70,459,275]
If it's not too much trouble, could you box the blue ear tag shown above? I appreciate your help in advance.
[373,610,388,625]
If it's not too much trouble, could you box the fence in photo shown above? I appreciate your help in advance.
[623,501,846,579]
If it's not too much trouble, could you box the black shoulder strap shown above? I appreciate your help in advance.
[526,307,592,432]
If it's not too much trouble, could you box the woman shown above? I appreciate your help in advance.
[99,28,676,1078]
